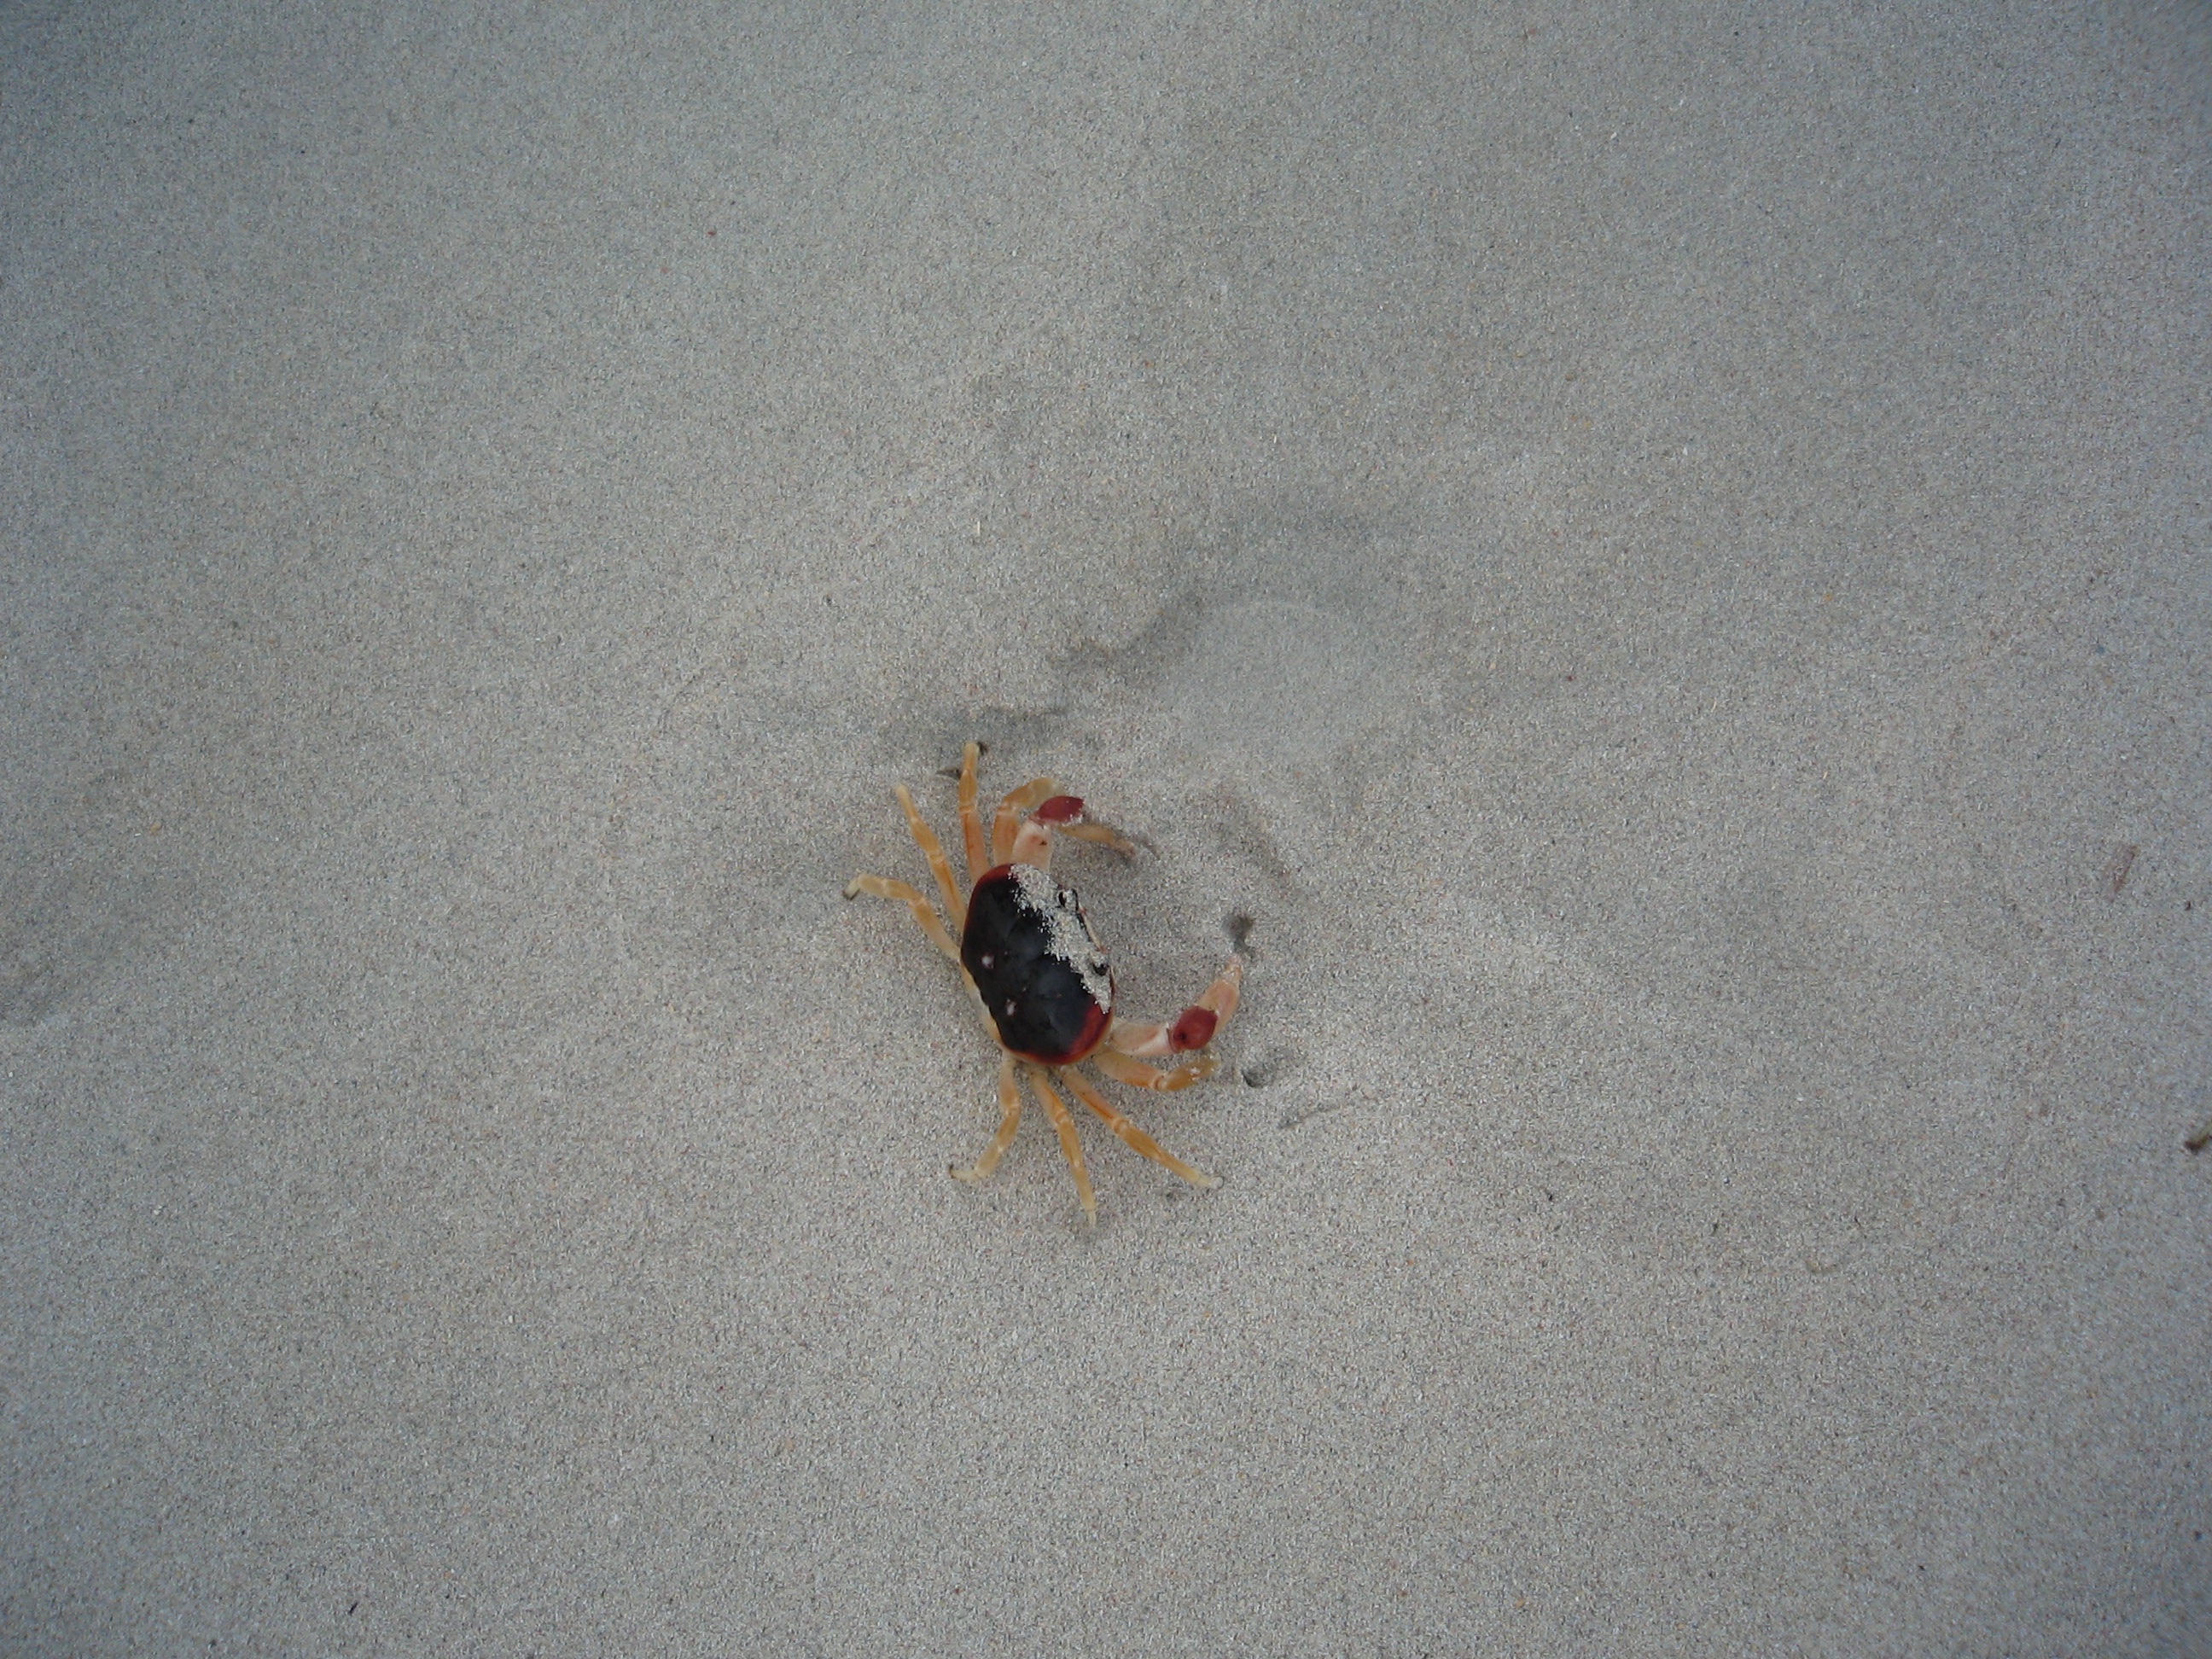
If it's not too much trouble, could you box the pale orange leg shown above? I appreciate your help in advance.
[842,875,959,963]
[1011,813,1134,871]
[957,742,987,887]
[1196,956,1244,1023]
[991,777,1058,864]
[1028,1067,1097,1227]
[951,1054,1024,1184]
[1091,1046,1219,1093]
[1061,1068,1219,1189]
[1060,820,1137,858]
[1008,815,1058,872]
[894,783,965,930]
[1107,958,1245,1058]
[1104,1018,1173,1058]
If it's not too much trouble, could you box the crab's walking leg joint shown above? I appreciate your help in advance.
[1028,1068,1097,1227]
[1109,957,1245,1059]
[957,742,987,886]
[894,783,967,930]
[1091,1046,1219,1092]
[952,1054,1026,1185]
[842,875,960,963]
[1059,1068,1220,1190]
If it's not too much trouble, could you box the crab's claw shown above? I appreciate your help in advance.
[1165,955,1244,1052]
[1169,1007,1219,1051]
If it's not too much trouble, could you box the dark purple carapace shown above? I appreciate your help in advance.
[961,861,1114,1065]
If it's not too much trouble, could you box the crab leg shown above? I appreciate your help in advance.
[957,742,987,888]
[1103,1017,1175,1058]
[1060,1068,1219,1189]
[1196,957,1244,1021]
[1009,799,1138,870]
[1107,958,1245,1058]
[1059,820,1137,857]
[991,777,1059,864]
[951,1054,1025,1184]
[841,875,960,963]
[1027,1067,1097,1227]
[1091,1046,1219,1093]
[894,783,966,929]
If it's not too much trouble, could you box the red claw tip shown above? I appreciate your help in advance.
[1169,1008,1219,1052]
[1033,795,1085,826]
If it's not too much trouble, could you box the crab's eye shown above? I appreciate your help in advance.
[977,952,995,969]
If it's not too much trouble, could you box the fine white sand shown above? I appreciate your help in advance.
[4,3,2207,1653]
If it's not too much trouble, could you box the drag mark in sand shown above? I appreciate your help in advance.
[2099,841,2139,899]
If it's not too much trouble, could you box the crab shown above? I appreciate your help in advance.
[843,742,1243,1225]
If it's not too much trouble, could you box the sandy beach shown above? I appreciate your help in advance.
[3,3,2207,1652]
